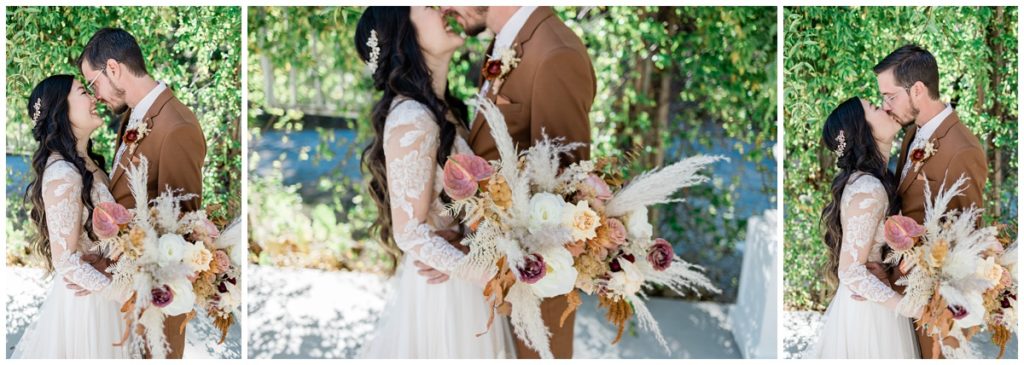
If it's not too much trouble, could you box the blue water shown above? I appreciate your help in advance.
[251,129,362,190]
[6,154,31,199]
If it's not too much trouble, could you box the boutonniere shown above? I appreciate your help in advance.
[124,118,152,155]
[910,140,938,172]
[482,46,521,96]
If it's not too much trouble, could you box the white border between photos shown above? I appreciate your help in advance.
[1,1,1022,364]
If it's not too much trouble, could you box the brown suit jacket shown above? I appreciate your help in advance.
[894,110,986,223]
[469,6,596,164]
[110,88,206,213]
[109,87,205,360]
[893,109,986,359]
[467,7,595,359]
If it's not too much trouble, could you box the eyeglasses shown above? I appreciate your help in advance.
[882,86,913,107]
[85,67,106,94]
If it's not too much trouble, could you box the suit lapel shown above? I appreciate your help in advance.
[469,7,556,147]
[110,88,174,187]
[897,111,960,195]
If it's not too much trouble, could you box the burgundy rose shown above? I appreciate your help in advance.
[125,130,140,143]
[1002,292,1017,309]
[911,148,925,162]
[516,254,547,284]
[483,60,502,80]
[151,285,174,308]
[647,238,674,271]
[218,276,238,293]
[609,252,636,272]
[948,305,969,320]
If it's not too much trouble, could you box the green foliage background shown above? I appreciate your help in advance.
[784,6,1018,311]
[6,6,242,266]
[247,6,777,302]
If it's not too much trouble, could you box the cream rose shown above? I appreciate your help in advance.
[529,193,565,233]
[185,242,213,274]
[562,200,600,242]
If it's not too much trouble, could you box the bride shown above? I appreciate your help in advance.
[12,75,130,358]
[806,97,923,359]
[353,6,515,358]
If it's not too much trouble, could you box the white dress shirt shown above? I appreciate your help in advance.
[111,81,167,177]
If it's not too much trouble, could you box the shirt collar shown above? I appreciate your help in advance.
[914,104,953,142]
[129,81,168,121]
[491,7,537,58]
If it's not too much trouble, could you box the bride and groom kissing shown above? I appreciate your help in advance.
[353,6,594,359]
[13,28,206,359]
[808,44,987,359]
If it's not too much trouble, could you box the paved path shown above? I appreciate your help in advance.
[5,267,241,359]
[246,265,742,359]
[783,310,1018,359]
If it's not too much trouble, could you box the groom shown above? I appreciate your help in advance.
[871,44,987,359]
[421,6,596,359]
[76,28,207,359]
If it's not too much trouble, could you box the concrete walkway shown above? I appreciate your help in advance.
[5,267,241,359]
[783,310,1018,359]
[246,265,742,359]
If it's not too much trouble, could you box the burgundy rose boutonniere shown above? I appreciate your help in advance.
[482,46,521,96]
[910,140,937,172]
[124,120,152,155]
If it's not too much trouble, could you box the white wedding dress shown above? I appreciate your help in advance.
[11,154,131,359]
[358,98,515,358]
[807,172,919,358]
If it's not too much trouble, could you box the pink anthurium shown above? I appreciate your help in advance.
[93,201,132,239]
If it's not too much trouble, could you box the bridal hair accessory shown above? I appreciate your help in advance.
[834,130,847,159]
[366,29,380,73]
[31,98,43,123]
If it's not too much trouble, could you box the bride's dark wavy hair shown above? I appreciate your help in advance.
[819,97,897,289]
[355,6,469,275]
[24,74,107,273]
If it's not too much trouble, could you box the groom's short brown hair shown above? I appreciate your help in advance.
[873,44,940,100]
[77,28,149,77]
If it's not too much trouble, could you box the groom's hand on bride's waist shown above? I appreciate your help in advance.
[851,262,893,301]
[80,253,112,277]
[414,230,468,285]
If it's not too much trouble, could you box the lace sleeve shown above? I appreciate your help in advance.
[384,101,469,278]
[42,161,110,292]
[837,176,902,310]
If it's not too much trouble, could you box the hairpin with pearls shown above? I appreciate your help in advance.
[366,29,380,74]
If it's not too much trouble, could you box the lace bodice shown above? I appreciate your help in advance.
[836,173,907,313]
[42,154,115,293]
[384,98,480,283]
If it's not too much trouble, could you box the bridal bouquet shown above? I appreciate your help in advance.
[444,97,725,358]
[92,157,242,358]
[883,175,1017,359]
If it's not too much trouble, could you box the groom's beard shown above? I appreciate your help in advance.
[462,7,489,37]
[107,83,129,115]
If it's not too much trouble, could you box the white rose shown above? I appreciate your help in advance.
[625,207,653,242]
[157,234,188,267]
[561,200,600,242]
[607,259,644,296]
[529,246,578,298]
[529,193,565,233]
[161,278,196,316]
